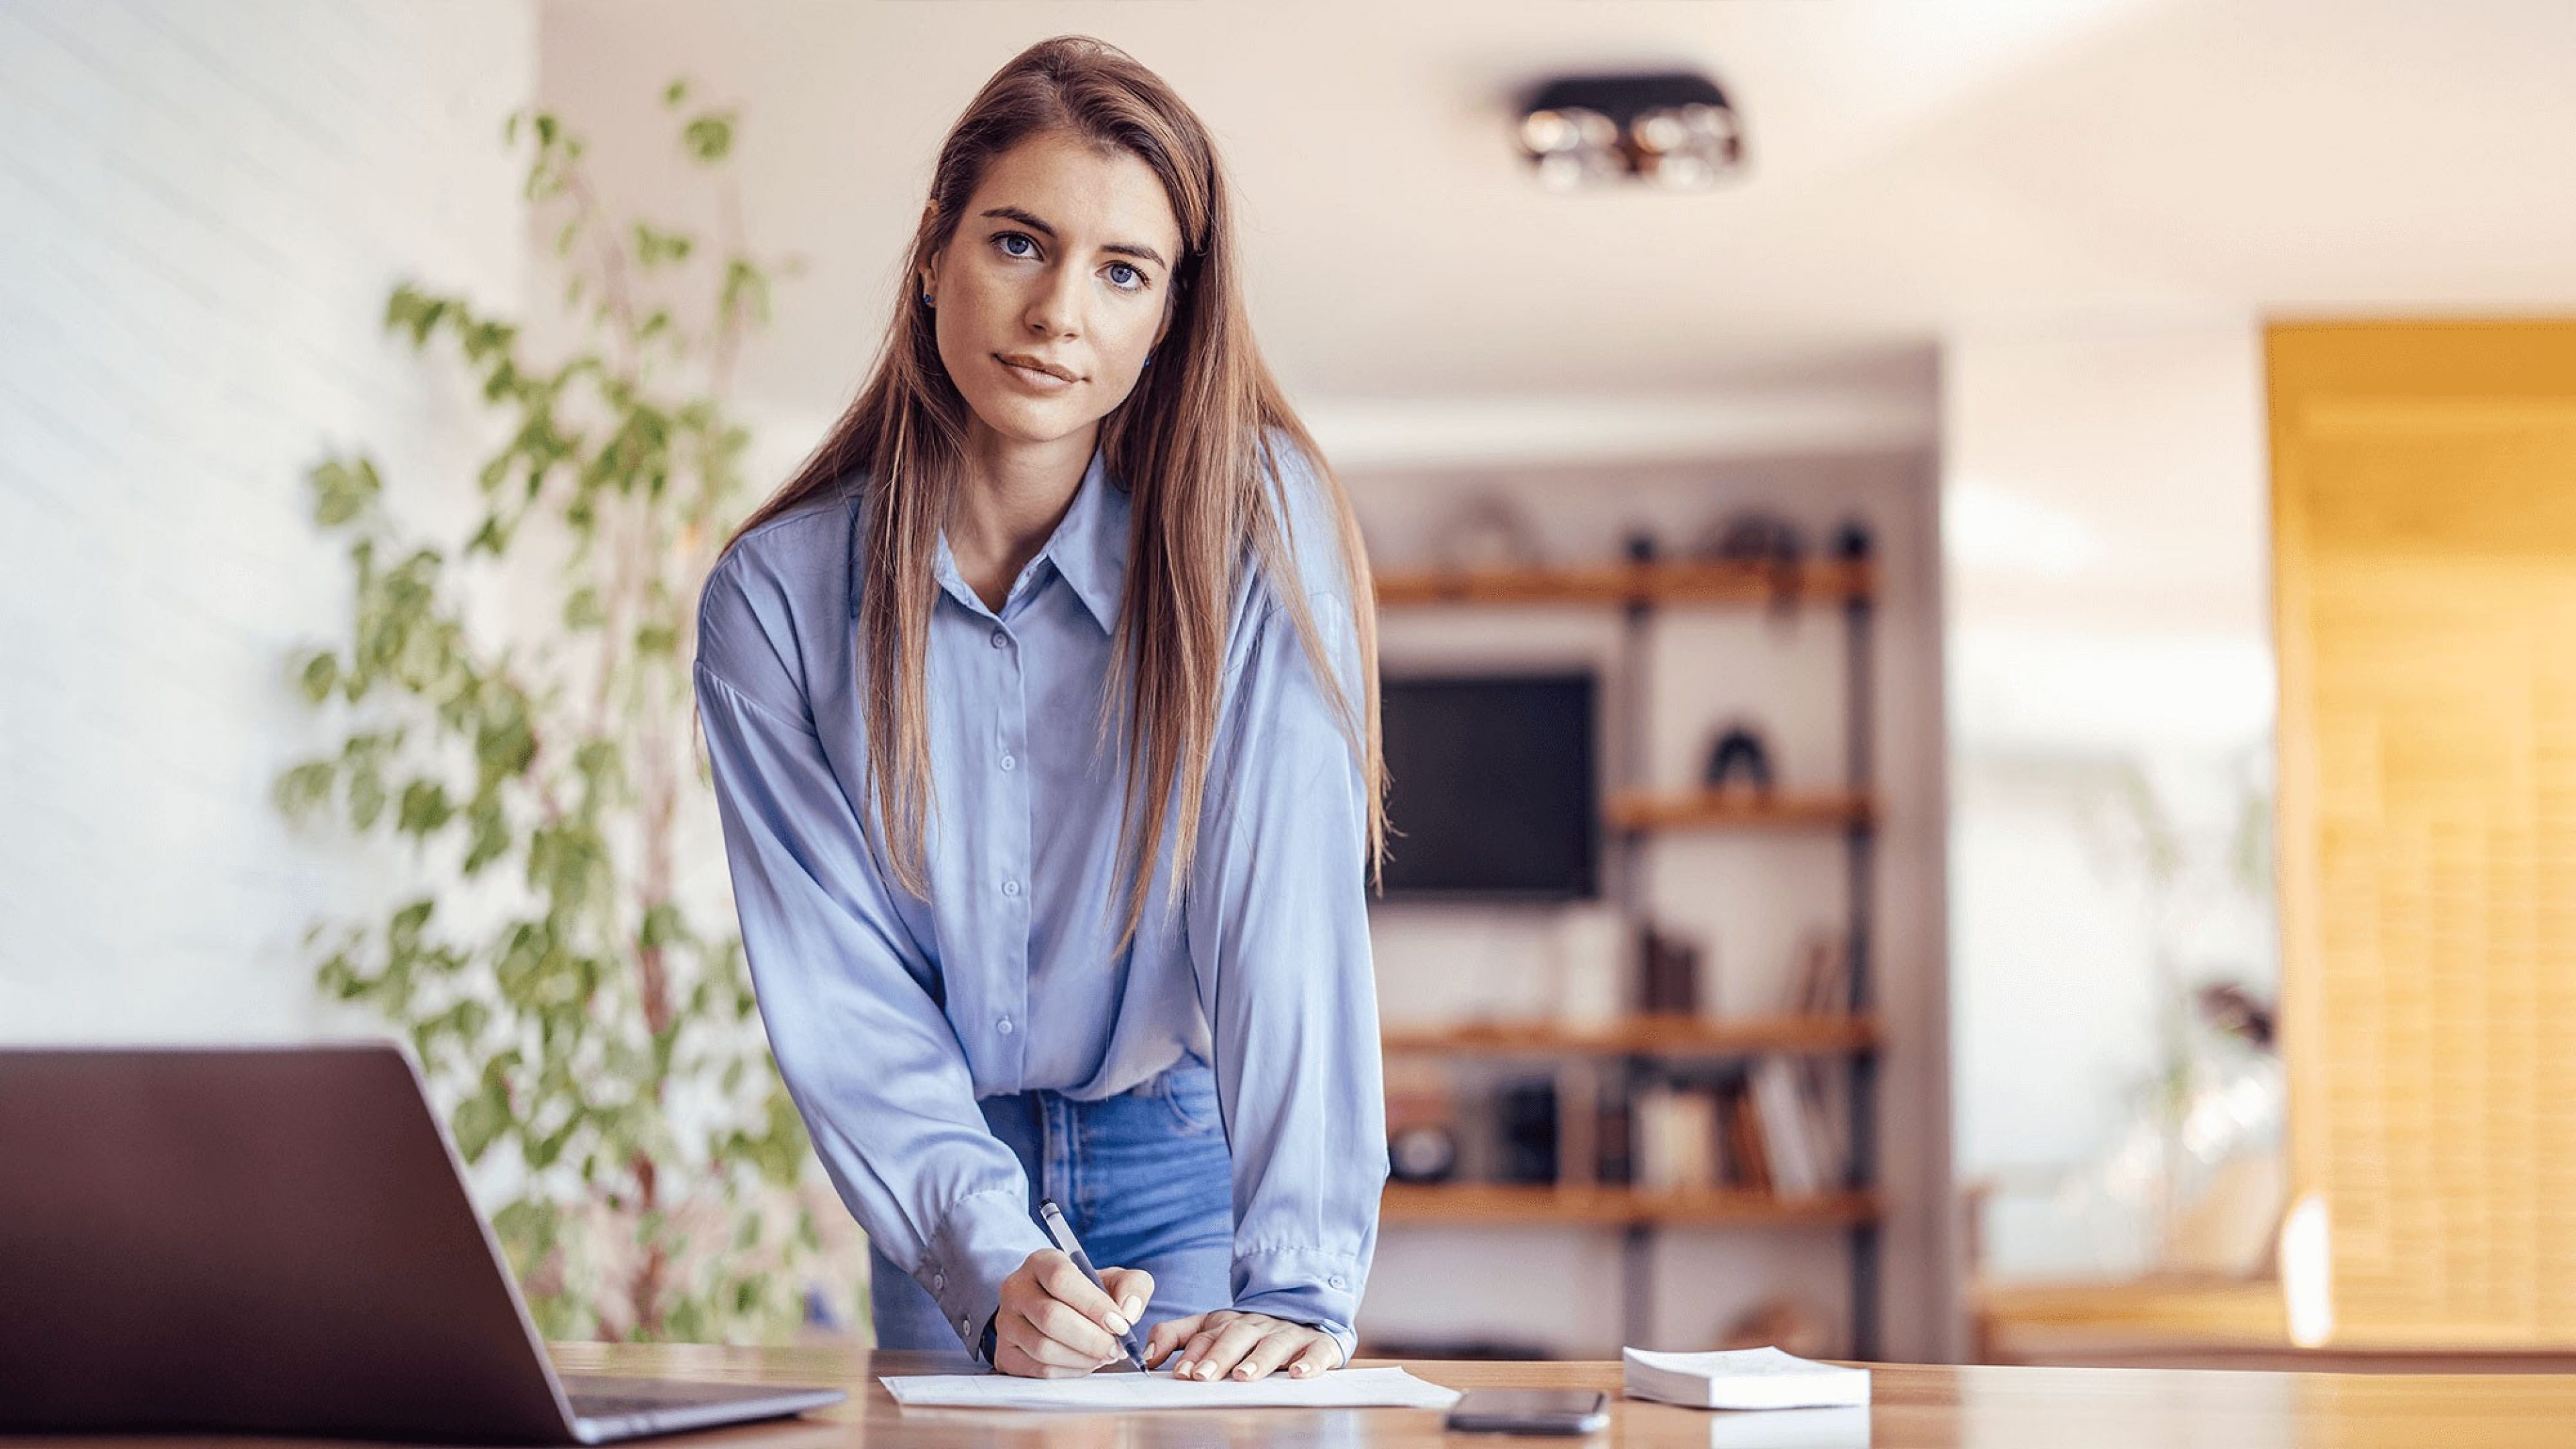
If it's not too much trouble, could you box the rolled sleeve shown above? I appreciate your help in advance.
[694,556,1047,1360]
[1185,586,1390,1365]
[1231,1246,1364,1356]
[922,1187,1052,1360]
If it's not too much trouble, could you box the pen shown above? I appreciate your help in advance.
[1036,1197,1151,1373]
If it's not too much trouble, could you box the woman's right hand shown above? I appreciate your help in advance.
[991,1248,1154,1379]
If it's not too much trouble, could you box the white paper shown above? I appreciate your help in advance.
[1623,1346,1872,1410]
[1707,1405,1872,1448]
[880,1364,1464,1412]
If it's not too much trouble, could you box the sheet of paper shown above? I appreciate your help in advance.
[880,1365,1464,1413]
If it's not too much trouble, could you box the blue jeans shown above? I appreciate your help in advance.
[867,1055,1235,1352]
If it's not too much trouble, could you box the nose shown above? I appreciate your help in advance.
[1023,258,1083,339]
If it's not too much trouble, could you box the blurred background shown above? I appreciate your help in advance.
[7,0,2576,1370]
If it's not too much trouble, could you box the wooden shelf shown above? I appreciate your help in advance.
[1603,788,1876,833]
[1373,533,1884,1354]
[1374,559,1874,609]
[1381,1014,1878,1058]
[1383,1182,1880,1227]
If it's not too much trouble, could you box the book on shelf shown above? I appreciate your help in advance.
[1595,1086,1635,1186]
[1631,1082,1720,1191]
[1617,1059,1855,1198]
[1723,1083,1772,1194]
[1750,1058,1824,1197]
[1495,1077,1560,1185]
[1380,1034,1851,1203]
[1556,1063,1599,1189]
[1636,924,1704,1015]
[1797,1058,1847,1185]
[1786,928,1854,1017]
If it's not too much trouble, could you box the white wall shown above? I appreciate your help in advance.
[1346,444,1951,1362]
[0,0,536,1042]
[1941,328,2277,1278]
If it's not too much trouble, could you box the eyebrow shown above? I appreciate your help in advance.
[979,206,1169,270]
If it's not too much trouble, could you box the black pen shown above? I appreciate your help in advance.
[1035,1197,1151,1373]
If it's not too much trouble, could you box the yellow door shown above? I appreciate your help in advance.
[2273,320,2576,1347]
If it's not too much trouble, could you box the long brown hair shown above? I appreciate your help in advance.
[722,34,1385,944]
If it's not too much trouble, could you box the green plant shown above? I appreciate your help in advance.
[275,80,836,1342]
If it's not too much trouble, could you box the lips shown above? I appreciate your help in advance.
[996,353,1077,382]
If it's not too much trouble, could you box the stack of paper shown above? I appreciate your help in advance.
[1703,1406,1871,1448]
[1621,1346,1870,1411]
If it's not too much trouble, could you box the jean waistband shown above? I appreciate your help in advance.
[977,1053,1205,1108]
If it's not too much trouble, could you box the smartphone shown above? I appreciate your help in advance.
[1444,1387,1611,1435]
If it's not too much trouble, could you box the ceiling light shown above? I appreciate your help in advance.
[1513,70,1747,191]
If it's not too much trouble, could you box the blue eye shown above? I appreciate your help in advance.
[991,232,1150,293]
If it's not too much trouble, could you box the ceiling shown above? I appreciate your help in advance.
[537,0,2576,461]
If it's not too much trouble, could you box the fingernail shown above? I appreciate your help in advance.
[1174,1359,1192,1376]
[1232,1366,1252,1380]
[1106,1313,1130,1334]
[1124,1296,1146,1318]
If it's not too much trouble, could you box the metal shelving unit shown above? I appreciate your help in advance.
[1375,555,1882,1358]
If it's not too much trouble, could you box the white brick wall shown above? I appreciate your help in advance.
[0,0,536,1042]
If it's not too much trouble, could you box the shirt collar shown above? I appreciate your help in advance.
[845,441,1129,633]
[1041,441,1129,633]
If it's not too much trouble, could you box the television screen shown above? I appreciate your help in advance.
[1378,673,1599,900]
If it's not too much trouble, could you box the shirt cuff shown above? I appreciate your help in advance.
[916,1187,1053,1363]
[1232,1246,1366,1365]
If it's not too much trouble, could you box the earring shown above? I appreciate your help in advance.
[1143,353,1154,368]
[920,291,933,306]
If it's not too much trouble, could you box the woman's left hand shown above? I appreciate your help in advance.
[1145,1309,1344,1382]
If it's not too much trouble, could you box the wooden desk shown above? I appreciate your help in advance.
[38,1343,2576,1446]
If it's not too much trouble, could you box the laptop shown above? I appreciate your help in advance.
[0,1042,847,1443]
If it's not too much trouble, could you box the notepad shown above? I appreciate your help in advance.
[1621,1346,1872,1411]
[880,1364,1464,1412]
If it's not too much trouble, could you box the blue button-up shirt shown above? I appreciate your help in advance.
[692,431,1387,1363]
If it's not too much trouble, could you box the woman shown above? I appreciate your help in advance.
[692,36,1389,1383]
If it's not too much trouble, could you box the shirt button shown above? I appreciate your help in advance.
[989,629,1008,649]
[997,1017,1014,1036]
[933,1271,947,1291]
[1002,879,1021,898]
[1329,1275,1348,1289]
[1000,753,1016,771]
